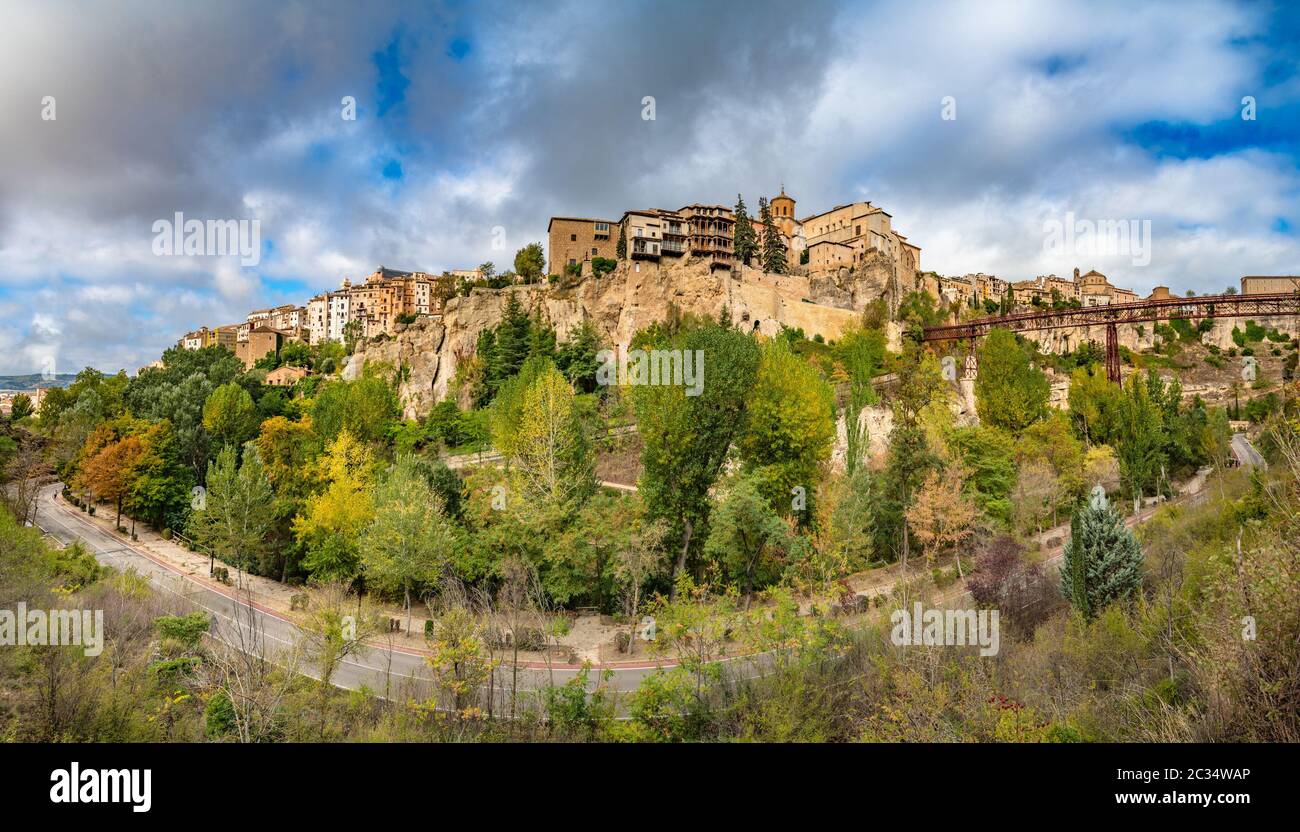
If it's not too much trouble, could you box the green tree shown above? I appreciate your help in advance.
[950,425,1016,525]
[310,375,398,446]
[1068,364,1123,445]
[1059,495,1144,620]
[8,394,33,422]
[759,197,787,274]
[704,474,793,605]
[738,338,835,520]
[202,382,259,453]
[875,338,943,566]
[514,241,545,282]
[189,444,274,582]
[510,364,594,509]
[126,420,194,533]
[476,292,550,404]
[830,467,876,568]
[489,355,558,458]
[613,517,670,655]
[616,223,627,260]
[1019,410,1085,504]
[635,323,760,598]
[974,328,1050,432]
[360,455,456,634]
[425,604,493,713]
[1114,371,1166,511]
[732,194,756,266]
[898,291,944,328]
[555,320,604,393]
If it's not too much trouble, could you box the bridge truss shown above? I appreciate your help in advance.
[921,292,1300,382]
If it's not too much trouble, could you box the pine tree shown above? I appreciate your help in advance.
[732,194,756,266]
[616,222,627,260]
[1059,495,1144,620]
[759,197,787,274]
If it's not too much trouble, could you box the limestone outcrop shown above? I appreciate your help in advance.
[346,256,896,419]
[343,318,447,420]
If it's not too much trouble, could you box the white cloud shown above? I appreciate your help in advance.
[0,0,1294,374]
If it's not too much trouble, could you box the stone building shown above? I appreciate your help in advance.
[306,295,330,345]
[807,239,855,274]
[235,326,285,369]
[800,200,920,279]
[265,365,309,387]
[1241,275,1300,294]
[620,210,667,261]
[547,217,617,276]
[550,187,917,280]
[302,267,436,345]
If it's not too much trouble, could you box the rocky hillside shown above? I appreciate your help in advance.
[346,256,901,420]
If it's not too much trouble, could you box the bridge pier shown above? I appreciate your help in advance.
[1105,323,1121,384]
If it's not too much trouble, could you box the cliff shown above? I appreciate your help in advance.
[345,255,892,420]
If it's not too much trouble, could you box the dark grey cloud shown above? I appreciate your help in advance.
[0,0,1296,375]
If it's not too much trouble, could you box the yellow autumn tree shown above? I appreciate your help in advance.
[292,429,375,580]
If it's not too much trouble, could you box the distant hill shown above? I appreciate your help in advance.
[0,373,77,392]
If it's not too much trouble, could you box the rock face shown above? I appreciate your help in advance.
[1200,315,1300,351]
[349,256,896,420]
[343,318,446,420]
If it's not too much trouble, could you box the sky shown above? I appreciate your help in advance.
[0,0,1297,376]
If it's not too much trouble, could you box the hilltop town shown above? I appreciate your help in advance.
[173,186,1298,405]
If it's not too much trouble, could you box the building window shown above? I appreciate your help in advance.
[569,258,576,266]
[595,222,609,232]
[592,247,598,255]
[570,234,577,241]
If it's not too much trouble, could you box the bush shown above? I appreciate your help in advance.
[932,567,957,588]
[155,612,211,650]
[205,691,237,738]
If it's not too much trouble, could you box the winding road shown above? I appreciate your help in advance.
[30,484,702,707]
[33,435,1260,709]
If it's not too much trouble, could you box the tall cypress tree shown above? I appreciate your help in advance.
[1059,494,1144,620]
[616,222,627,260]
[733,194,756,266]
[486,293,531,398]
[759,197,787,274]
